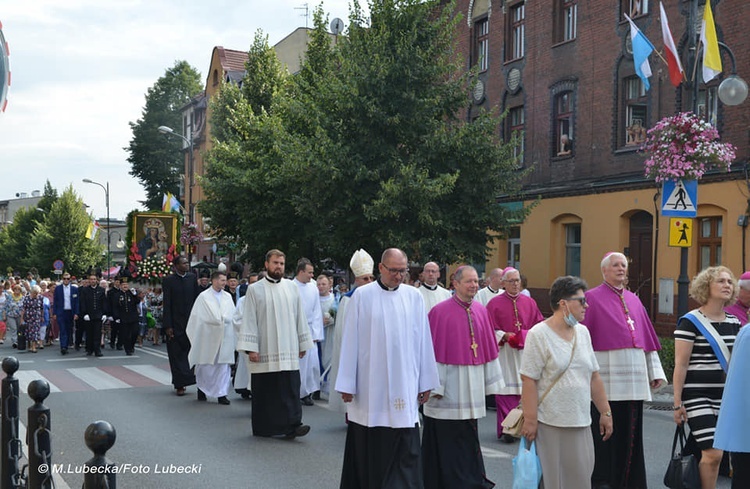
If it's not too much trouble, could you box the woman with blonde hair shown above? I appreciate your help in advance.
[673,266,741,489]
[21,285,45,353]
[3,283,24,348]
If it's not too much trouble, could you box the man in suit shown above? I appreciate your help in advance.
[52,272,79,355]
[79,271,109,357]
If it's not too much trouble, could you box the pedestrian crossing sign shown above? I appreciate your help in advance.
[669,218,693,247]
[662,179,697,217]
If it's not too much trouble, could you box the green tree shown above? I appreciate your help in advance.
[202,0,530,269]
[27,186,105,276]
[126,60,203,210]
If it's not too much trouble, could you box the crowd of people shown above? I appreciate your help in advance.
[5,247,748,489]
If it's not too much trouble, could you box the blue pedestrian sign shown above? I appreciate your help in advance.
[53,259,64,271]
[661,179,697,217]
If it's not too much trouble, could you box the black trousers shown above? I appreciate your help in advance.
[109,321,121,348]
[84,319,102,355]
[166,333,195,389]
[731,452,750,489]
[251,370,302,437]
[120,321,138,353]
[74,318,85,348]
[591,400,647,489]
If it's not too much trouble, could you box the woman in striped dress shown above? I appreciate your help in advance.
[673,266,741,489]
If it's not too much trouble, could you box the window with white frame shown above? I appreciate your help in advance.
[474,18,489,72]
[507,2,525,61]
[508,105,525,165]
[565,223,581,276]
[623,76,648,147]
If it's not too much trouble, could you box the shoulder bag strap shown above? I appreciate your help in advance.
[539,328,578,405]
[682,309,731,373]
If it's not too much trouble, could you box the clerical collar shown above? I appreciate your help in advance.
[176,272,188,278]
[423,283,438,291]
[452,295,472,309]
[504,292,520,300]
[487,286,498,294]
[265,276,281,284]
[603,281,625,294]
[377,279,399,292]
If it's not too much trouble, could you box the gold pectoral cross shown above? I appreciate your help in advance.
[470,341,478,357]
[514,320,522,330]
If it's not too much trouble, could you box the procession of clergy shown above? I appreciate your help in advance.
[175,247,665,489]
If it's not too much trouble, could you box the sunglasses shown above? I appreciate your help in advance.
[565,296,587,306]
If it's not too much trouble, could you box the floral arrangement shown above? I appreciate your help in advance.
[642,112,736,183]
[180,222,203,246]
[129,242,177,282]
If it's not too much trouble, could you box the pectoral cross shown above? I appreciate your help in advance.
[514,320,522,330]
[626,316,635,331]
[470,340,478,357]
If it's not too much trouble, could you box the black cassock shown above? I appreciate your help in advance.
[162,272,199,389]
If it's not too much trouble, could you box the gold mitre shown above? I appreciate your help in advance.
[349,249,374,278]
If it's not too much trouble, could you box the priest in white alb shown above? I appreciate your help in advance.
[475,267,505,306]
[336,248,440,488]
[418,261,451,311]
[422,265,503,489]
[293,258,324,405]
[237,249,314,439]
[328,248,375,414]
[186,270,236,405]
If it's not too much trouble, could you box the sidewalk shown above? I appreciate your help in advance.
[646,384,674,410]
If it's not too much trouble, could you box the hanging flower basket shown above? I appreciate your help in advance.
[642,112,736,183]
[180,222,203,247]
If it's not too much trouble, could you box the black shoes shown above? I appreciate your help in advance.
[61,349,68,355]
[218,396,230,405]
[95,352,103,357]
[301,395,314,406]
[284,424,310,439]
[499,434,516,444]
[197,389,207,401]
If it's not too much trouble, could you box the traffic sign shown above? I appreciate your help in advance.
[53,259,64,271]
[669,218,693,247]
[662,179,697,217]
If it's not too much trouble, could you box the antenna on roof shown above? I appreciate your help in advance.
[294,3,310,29]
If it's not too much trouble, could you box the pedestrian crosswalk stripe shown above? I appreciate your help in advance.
[3,364,173,394]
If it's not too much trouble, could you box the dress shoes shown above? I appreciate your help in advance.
[499,434,517,444]
[176,387,186,396]
[86,351,93,356]
[116,345,123,351]
[284,424,311,439]
[197,389,207,401]
[301,395,314,406]
[95,352,103,357]
[61,349,68,355]
[218,396,230,405]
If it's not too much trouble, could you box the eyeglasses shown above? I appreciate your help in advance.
[505,279,521,284]
[383,267,409,275]
[565,296,587,306]
[62,277,70,281]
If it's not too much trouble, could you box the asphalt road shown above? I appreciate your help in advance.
[3,343,732,488]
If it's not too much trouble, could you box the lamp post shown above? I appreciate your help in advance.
[676,1,748,317]
[82,179,110,277]
[158,124,194,262]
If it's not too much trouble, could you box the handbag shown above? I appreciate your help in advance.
[663,424,700,489]
[512,438,542,489]
[501,329,578,437]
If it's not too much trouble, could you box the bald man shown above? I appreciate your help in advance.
[418,262,451,312]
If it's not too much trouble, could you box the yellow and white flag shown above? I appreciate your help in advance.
[700,0,722,83]
[85,220,100,241]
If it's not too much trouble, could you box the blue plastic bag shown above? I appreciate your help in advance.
[512,437,542,489]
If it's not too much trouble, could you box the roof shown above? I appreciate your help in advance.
[215,47,248,73]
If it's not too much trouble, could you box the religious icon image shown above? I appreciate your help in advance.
[132,213,178,260]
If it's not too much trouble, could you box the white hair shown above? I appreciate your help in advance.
[600,252,628,271]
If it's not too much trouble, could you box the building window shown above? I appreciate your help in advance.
[474,18,489,72]
[622,76,648,147]
[622,0,648,18]
[565,223,581,276]
[698,216,722,270]
[507,2,525,61]
[696,86,718,127]
[507,106,525,165]
[555,0,577,43]
[554,91,574,156]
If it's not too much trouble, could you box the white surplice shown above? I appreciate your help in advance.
[418,284,452,312]
[232,296,249,390]
[423,361,505,420]
[236,278,313,375]
[474,286,503,307]
[186,288,236,397]
[336,282,440,428]
[328,294,351,413]
[294,278,324,398]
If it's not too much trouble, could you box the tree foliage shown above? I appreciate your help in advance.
[201,0,530,270]
[27,186,105,276]
[126,60,203,211]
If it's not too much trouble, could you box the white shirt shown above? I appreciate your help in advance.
[520,322,600,428]
[294,278,324,342]
[63,285,72,310]
[336,281,440,428]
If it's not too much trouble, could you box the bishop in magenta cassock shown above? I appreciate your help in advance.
[585,252,665,489]
[724,270,750,325]
[486,267,543,441]
[423,266,503,489]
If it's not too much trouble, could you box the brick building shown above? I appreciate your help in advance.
[455,0,749,332]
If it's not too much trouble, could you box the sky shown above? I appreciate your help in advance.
[0,0,358,221]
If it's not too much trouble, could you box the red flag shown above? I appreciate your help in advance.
[660,2,684,87]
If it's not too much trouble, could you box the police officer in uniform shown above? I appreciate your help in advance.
[79,271,109,357]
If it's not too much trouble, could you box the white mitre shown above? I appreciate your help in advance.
[349,249,374,278]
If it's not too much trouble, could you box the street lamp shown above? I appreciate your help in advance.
[158,124,195,261]
[675,2,748,317]
[82,178,110,277]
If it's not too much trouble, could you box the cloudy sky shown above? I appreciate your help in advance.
[0,0,357,220]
